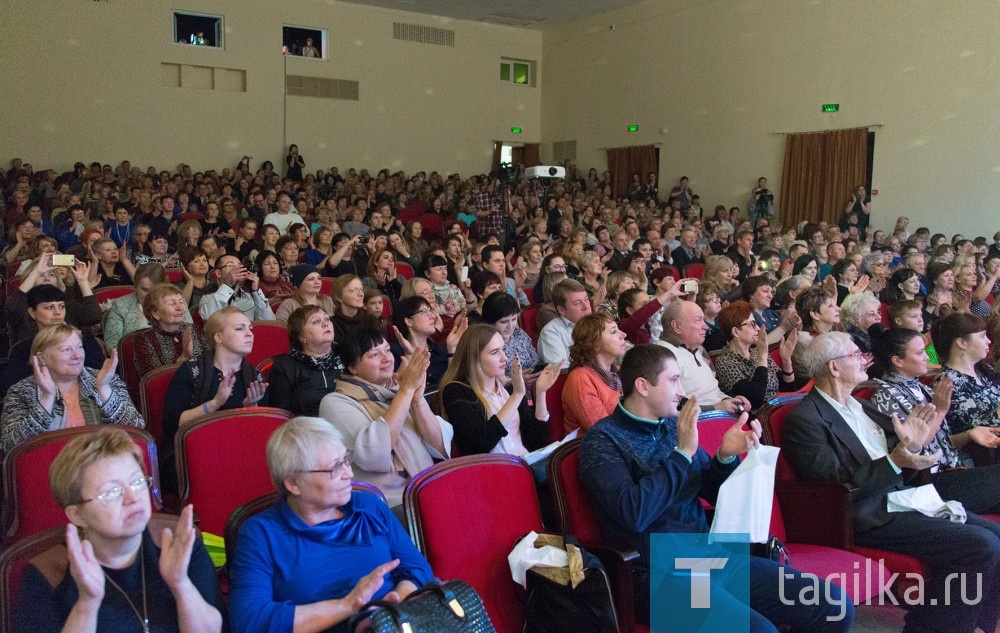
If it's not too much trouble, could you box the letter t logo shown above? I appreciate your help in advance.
[675,557,729,608]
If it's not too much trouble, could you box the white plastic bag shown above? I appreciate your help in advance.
[709,445,779,543]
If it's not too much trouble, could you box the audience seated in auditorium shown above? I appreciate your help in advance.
[319,327,450,507]
[14,427,223,632]
[254,249,294,301]
[329,274,381,342]
[439,324,560,457]
[388,296,466,387]
[6,253,101,344]
[932,313,1000,442]
[176,246,218,308]
[104,263,170,349]
[1,324,143,453]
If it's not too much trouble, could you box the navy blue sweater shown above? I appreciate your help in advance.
[579,404,739,564]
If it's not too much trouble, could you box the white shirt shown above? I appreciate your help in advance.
[654,338,728,406]
[263,211,306,235]
[815,388,891,461]
[536,316,574,366]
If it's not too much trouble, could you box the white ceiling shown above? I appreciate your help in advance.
[336,0,646,29]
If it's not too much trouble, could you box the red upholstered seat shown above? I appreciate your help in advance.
[2,427,160,545]
[320,276,336,296]
[759,394,926,599]
[522,286,535,305]
[520,305,541,340]
[174,407,293,537]
[419,213,444,239]
[660,265,680,281]
[256,356,277,382]
[545,370,569,442]
[246,321,290,369]
[852,381,879,401]
[139,362,180,448]
[683,263,705,279]
[117,327,151,405]
[94,286,133,305]
[547,440,642,633]
[0,526,66,631]
[165,268,184,283]
[404,455,543,633]
[394,262,414,280]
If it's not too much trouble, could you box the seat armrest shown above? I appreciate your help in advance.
[776,480,858,550]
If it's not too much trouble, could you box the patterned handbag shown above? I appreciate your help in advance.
[349,580,497,633]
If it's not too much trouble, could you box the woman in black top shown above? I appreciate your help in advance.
[269,305,344,416]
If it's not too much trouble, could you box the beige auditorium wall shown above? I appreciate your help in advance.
[0,0,540,176]
[541,0,1000,237]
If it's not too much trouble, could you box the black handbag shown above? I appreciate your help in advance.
[521,533,620,633]
[348,579,497,633]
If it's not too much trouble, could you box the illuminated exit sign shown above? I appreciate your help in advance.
[822,103,840,113]
[511,127,522,133]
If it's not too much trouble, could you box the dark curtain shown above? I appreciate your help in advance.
[779,128,868,229]
[606,145,656,199]
[511,146,524,167]
[522,143,540,167]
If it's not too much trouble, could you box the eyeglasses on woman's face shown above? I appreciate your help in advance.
[297,451,354,479]
[79,477,153,504]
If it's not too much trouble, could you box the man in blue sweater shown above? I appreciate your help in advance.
[579,344,852,631]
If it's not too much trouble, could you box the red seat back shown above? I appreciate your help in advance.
[520,306,541,339]
[759,394,806,483]
[2,427,160,545]
[547,440,606,546]
[852,381,879,401]
[661,265,680,281]
[139,363,180,448]
[420,213,444,239]
[394,262,414,280]
[165,268,184,283]
[380,296,392,319]
[174,407,293,536]
[256,356,277,382]
[683,263,705,280]
[320,277,336,296]
[404,455,542,633]
[522,287,535,305]
[546,370,570,442]
[0,526,65,631]
[246,321,290,369]
[117,327,151,405]
[95,286,134,305]
[696,411,740,457]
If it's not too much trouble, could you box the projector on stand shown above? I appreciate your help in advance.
[525,165,566,179]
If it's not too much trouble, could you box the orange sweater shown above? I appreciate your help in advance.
[561,366,621,434]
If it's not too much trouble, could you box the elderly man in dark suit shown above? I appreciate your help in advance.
[784,331,1000,633]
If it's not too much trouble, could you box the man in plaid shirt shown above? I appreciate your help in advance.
[474,177,508,243]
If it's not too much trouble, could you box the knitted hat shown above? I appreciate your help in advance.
[27,284,66,308]
[289,264,319,288]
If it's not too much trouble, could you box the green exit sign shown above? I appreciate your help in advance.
[822,103,840,113]
[628,124,639,132]
[511,127,522,133]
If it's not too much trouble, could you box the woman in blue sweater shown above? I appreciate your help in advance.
[228,417,433,633]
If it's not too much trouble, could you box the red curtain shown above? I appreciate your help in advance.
[779,128,868,229]
[606,145,656,199]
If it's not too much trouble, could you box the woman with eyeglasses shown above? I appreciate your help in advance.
[1,324,144,453]
[14,427,223,632]
[714,300,797,410]
[389,296,467,387]
[840,291,883,355]
[228,417,433,632]
[319,328,450,508]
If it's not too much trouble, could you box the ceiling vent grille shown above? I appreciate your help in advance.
[393,22,455,47]
[286,75,359,100]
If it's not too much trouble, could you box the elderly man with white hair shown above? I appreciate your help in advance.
[783,331,1000,633]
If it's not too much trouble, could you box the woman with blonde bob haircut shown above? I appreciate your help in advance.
[561,313,628,435]
[14,426,223,632]
[229,417,433,632]
[439,323,561,456]
[1,324,143,453]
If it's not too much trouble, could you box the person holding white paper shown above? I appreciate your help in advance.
[579,344,851,631]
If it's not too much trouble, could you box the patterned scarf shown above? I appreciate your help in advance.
[288,349,344,372]
[587,361,622,394]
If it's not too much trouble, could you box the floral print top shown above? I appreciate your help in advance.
[938,366,1000,434]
